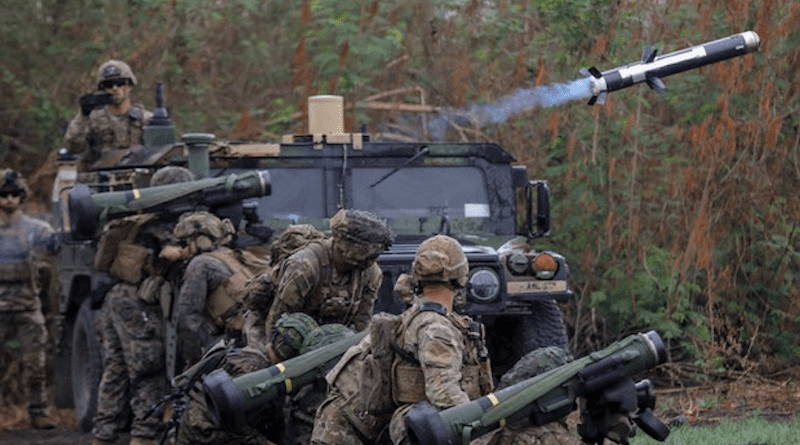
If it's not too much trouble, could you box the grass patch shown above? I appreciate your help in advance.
[630,415,800,444]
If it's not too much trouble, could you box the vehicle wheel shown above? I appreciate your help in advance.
[53,317,74,408]
[486,300,570,380]
[71,299,103,432]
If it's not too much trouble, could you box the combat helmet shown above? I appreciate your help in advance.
[149,166,195,187]
[299,323,354,355]
[0,169,30,202]
[270,312,320,360]
[173,211,235,252]
[412,234,469,288]
[497,346,573,390]
[330,209,392,268]
[96,59,137,88]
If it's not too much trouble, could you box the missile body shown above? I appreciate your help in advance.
[585,31,760,105]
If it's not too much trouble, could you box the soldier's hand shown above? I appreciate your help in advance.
[159,245,186,262]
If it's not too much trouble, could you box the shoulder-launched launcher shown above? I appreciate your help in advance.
[406,330,669,445]
[67,169,271,239]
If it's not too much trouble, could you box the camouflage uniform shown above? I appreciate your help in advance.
[92,167,194,444]
[0,173,56,424]
[262,209,391,337]
[478,347,582,445]
[176,314,352,445]
[313,235,491,445]
[63,59,153,169]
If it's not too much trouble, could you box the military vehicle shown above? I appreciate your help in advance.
[50,91,571,431]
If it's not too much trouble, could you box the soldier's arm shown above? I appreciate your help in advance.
[416,319,471,409]
[174,256,231,362]
[352,264,383,331]
[63,111,90,155]
[263,254,317,335]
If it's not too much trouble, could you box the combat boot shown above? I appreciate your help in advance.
[129,437,155,445]
[30,413,58,430]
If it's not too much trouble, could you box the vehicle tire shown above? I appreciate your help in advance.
[486,299,570,380]
[53,317,74,408]
[71,299,103,432]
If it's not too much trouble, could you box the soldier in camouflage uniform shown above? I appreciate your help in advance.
[311,234,493,445]
[175,313,353,445]
[170,211,269,369]
[92,166,194,445]
[64,59,153,170]
[262,209,392,340]
[475,347,582,445]
[0,169,59,429]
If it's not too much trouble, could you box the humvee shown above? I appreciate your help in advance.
[51,94,572,431]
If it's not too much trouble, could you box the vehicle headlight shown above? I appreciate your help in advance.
[468,268,501,303]
[507,252,529,275]
[531,253,558,279]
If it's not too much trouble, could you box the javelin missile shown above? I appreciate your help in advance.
[203,330,367,431]
[406,330,669,445]
[582,31,760,105]
[67,169,271,239]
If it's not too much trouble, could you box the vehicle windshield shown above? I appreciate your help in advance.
[239,165,511,241]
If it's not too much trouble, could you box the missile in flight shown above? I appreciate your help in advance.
[582,31,760,105]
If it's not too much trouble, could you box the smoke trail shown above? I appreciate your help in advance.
[428,77,592,140]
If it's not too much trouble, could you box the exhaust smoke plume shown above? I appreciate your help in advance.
[428,77,592,140]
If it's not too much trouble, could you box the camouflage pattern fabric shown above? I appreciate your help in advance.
[93,282,165,442]
[496,346,573,390]
[64,105,153,168]
[388,301,473,445]
[179,324,353,445]
[173,253,235,369]
[0,310,49,416]
[177,346,274,445]
[479,346,581,445]
[0,210,54,418]
[264,238,382,337]
[478,421,583,445]
[0,212,55,311]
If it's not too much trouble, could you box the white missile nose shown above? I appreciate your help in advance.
[741,31,760,52]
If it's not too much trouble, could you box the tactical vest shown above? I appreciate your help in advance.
[391,302,493,405]
[302,240,373,327]
[205,248,269,332]
[0,215,35,282]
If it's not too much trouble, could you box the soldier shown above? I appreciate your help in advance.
[64,59,153,170]
[311,234,493,445]
[0,169,58,429]
[175,313,352,445]
[261,209,392,340]
[170,211,269,369]
[476,347,582,445]
[91,166,194,445]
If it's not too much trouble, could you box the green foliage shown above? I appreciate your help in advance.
[0,0,798,372]
[630,415,800,445]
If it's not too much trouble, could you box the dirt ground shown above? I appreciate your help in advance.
[1,377,797,445]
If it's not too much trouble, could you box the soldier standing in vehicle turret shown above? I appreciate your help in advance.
[0,169,59,430]
[64,59,153,170]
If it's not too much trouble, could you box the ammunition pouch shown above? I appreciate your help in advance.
[110,241,150,284]
[392,363,427,405]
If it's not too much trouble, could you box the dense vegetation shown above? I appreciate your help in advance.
[1,0,798,375]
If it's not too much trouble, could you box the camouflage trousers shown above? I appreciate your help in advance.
[476,421,583,445]
[93,283,166,441]
[0,309,49,417]
[311,390,391,445]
